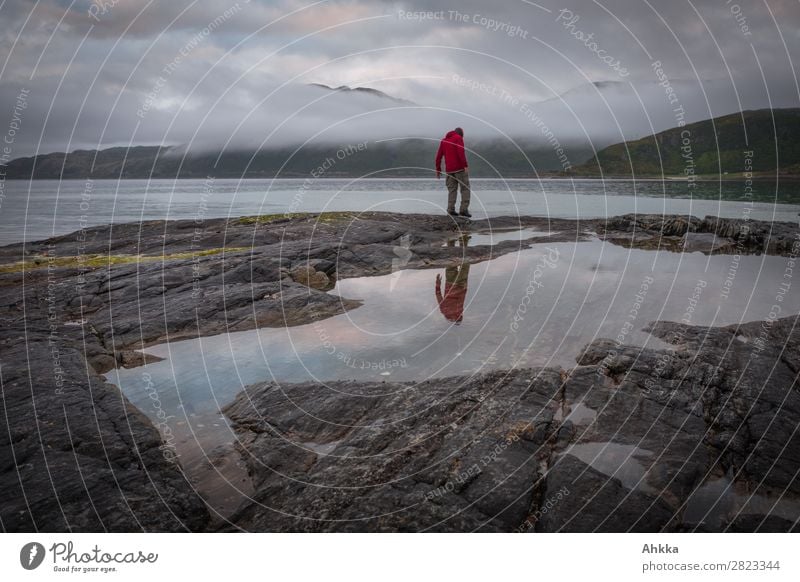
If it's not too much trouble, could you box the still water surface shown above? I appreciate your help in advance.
[3,178,799,244]
[113,239,798,424]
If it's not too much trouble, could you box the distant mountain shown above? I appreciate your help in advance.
[542,80,626,104]
[3,140,597,180]
[569,108,800,177]
[308,83,417,106]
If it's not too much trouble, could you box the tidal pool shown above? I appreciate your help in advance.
[683,474,800,530]
[114,239,799,418]
[110,238,799,515]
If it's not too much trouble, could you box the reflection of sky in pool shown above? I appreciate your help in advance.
[562,442,656,494]
[112,240,800,426]
[445,228,551,246]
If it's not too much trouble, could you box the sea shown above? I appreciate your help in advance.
[1,177,799,245]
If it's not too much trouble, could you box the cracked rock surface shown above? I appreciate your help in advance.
[224,316,800,532]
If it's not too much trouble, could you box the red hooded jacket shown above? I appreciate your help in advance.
[436,279,466,323]
[435,130,468,173]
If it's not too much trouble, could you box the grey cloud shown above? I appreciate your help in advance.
[1,0,798,158]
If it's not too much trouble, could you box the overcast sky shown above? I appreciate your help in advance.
[1,0,799,157]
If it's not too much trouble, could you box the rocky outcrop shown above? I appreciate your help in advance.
[223,369,564,532]
[598,213,799,255]
[0,327,210,531]
[289,265,332,290]
[1,212,796,532]
[224,316,800,532]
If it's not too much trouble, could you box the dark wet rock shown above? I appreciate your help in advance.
[223,369,564,532]
[535,455,676,532]
[289,265,331,290]
[224,315,800,532]
[598,213,799,255]
[0,329,210,532]
[89,353,118,374]
[726,514,799,532]
[299,258,336,275]
[601,214,701,236]
[117,349,165,369]
[681,232,736,253]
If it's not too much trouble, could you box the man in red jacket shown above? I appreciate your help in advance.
[435,127,471,217]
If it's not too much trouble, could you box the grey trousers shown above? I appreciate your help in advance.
[445,170,471,213]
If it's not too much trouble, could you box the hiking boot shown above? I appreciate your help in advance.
[447,210,458,216]
[459,210,472,218]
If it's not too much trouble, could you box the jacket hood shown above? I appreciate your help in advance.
[444,130,459,139]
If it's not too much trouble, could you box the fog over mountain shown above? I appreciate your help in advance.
[1,0,798,159]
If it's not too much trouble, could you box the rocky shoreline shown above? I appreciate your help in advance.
[0,211,797,531]
[223,314,800,532]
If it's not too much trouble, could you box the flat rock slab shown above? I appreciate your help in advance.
[0,330,210,531]
[224,316,800,532]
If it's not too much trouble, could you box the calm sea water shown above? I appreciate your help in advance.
[1,178,799,245]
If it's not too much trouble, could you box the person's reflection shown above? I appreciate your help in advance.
[435,234,471,324]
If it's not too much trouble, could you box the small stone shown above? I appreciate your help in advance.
[289,265,331,290]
